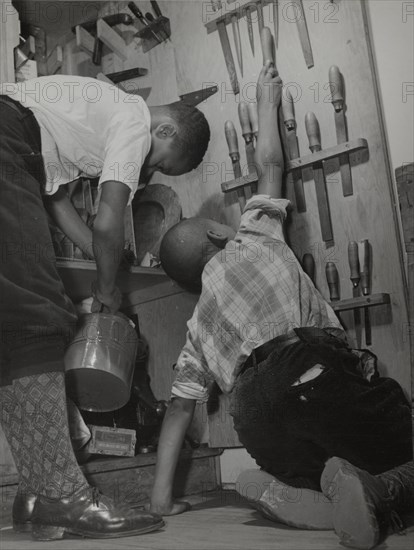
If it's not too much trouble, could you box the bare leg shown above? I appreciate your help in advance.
[255,60,284,198]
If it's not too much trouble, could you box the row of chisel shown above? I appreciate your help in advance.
[302,240,372,346]
[282,64,352,243]
[211,0,314,95]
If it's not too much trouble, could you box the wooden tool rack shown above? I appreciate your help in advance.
[221,138,368,195]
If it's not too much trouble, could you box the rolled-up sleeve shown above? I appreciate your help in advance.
[237,195,291,242]
[171,306,214,403]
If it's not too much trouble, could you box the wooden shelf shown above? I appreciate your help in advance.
[82,446,222,475]
[330,292,390,313]
[221,139,368,194]
[56,258,184,307]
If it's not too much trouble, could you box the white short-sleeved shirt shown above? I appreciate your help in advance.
[0,75,151,204]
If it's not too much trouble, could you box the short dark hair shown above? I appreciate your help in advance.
[160,218,213,293]
[165,102,210,170]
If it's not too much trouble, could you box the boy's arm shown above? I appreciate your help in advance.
[44,188,94,259]
[150,396,196,515]
[255,61,284,199]
[91,180,130,313]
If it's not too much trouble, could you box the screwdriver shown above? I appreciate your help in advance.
[326,262,340,301]
[238,102,255,175]
[348,241,362,347]
[359,239,372,346]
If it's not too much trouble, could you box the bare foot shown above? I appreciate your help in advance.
[256,60,283,115]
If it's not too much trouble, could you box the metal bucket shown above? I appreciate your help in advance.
[64,313,138,412]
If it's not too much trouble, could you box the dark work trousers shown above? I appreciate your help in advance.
[230,328,413,491]
[0,97,77,386]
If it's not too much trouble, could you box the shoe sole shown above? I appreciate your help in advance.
[236,469,333,530]
[321,457,380,550]
[32,519,165,540]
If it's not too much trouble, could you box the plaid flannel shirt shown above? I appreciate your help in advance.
[171,196,343,402]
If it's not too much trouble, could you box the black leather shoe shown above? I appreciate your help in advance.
[31,486,164,540]
[12,490,37,532]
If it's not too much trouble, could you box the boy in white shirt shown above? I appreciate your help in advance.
[0,75,210,540]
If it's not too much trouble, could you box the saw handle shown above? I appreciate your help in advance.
[224,120,240,159]
[238,102,253,141]
[348,241,360,287]
[282,88,295,131]
[305,112,321,153]
[329,65,344,112]
[326,262,340,301]
[247,102,259,139]
[260,26,274,65]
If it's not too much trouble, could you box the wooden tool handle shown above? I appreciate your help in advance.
[92,37,103,65]
[282,88,295,130]
[328,65,344,112]
[348,241,360,287]
[302,253,315,284]
[305,112,321,152]
[224,120,240,157]
[247,102,259,138]
[260,26,274,65]
[150,0,163,17]
[359,239,370,295]
[238,102,252,141]
[326,262,340,301]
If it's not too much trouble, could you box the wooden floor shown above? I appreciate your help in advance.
[1,490,413,550]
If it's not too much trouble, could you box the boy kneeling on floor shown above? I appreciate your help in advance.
[149,61,414,550]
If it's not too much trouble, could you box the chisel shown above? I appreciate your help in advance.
[305,112,333,242]
[329,65,353,196]
[260,26,275,66]
[225,120,246,212]
[245,5,255,55]
[211,1,239,95]
[272,0,279,49]
[231,13,243,76]
[302,253,315,286]
[291,0,314,68]
[256,1,264,34]
[348,240,362,347]
[282,88,306,212]
[238,102,255,175]
[326,262,340,302]
[359,239,372,346]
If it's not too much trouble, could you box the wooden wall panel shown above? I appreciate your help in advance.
[142,0,411,397]
[133,292,210,444]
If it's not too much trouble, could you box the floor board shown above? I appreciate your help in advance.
[1,490,413,550]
